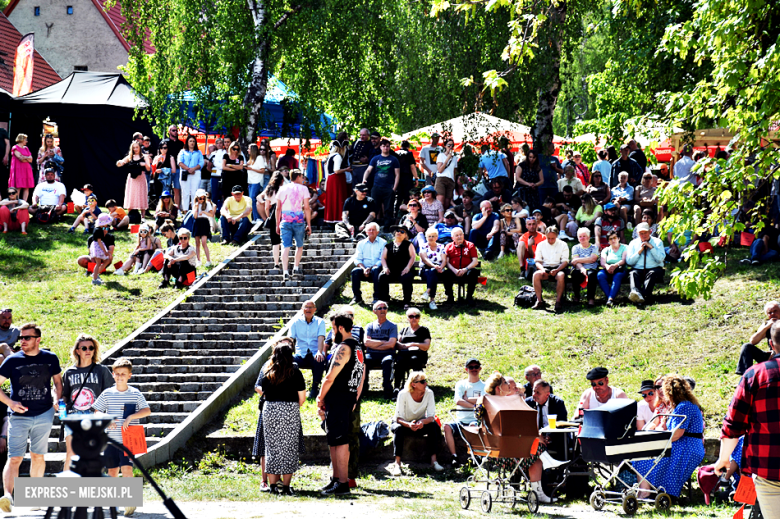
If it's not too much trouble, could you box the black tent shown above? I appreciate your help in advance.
[10,71,158,205]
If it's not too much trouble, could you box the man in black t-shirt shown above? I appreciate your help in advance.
[393,308,431,391]
[395,141,419,213]
[627,139,648,171]
[335,184,379,241]
[317,314,366,496]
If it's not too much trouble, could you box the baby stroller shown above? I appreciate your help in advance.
[579,399,683,515]
[454,394,541,514]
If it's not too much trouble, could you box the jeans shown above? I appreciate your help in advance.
[629,267,665,299]
[364,349,395,399]
[468,229,499,260]
[210,177,223,210]
[294,351,327,396]
[371,185,395,231]
[376,269,417,304]
[351,266,381,303]
[392,421,442,460]
[736,342,771,375]
[248,182,263,221]
[597,269,626,300]
[280,221,305,248]
[220,215,251,243]
[198,178,211,193]
[420,267,441,298]
[750,239,779,263]
[157,168,173,193]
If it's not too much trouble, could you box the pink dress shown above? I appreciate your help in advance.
[123,157,149,211]
[9,145,35,189]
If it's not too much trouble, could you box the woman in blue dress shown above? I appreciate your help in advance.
[633,374,705,497]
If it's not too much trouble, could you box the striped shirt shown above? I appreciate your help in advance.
[92,386,150,442]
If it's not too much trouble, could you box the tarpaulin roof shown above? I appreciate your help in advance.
[402,113,567,146]
[16,70,147,108]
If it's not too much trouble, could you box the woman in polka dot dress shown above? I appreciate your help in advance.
[633,374,705,497]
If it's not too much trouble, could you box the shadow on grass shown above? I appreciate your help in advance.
[0,245,46,275]
[102,280,143,296]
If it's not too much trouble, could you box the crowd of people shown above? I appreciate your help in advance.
[0,311,146,515]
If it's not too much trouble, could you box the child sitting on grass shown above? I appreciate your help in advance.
[115,225,158,275]
[88,214,114,286]
[68,195,101,234]
[92,357,150,517]
[106,199,130,231]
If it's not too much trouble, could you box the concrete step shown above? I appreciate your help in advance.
[127,356,249,366]
[179,301,304,311]
[134,332,271,342]
[146,412,192,423]
[147,401,203,412]
[225,258,352,269]
[135,382,223,392]
[160,317,286,326]
[132,373,234,383]
[131,364,243,375]
[168,309,294,319]
[197,286,316,296]
[129,341,266,351]
[204,280,328,289]
[210,273,331,283]
[186,293,313,303]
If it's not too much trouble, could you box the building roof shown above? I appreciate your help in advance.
[3,0,154,55]
[0,12,61,94]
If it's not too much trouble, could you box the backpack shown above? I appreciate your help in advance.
[180,210,195,232]
[514,285,537,307]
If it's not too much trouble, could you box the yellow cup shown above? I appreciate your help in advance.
[548,414,557,429]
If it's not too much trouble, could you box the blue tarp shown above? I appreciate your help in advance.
[174,77,335,139]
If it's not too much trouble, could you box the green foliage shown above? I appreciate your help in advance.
[653,0,780,298]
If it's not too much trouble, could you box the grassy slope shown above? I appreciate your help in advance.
[221,246,774,437]
[0,215,234,362]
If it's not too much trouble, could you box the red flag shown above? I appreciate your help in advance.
[733,504,744,519]
[12,33,34,97]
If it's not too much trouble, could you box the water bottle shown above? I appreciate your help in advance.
[58,399,66,421]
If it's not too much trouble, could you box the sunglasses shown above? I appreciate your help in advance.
[161,196,171,199]
[140,230,149,234]
[415,379,428,385]
[642,391,655,397]
[502,209,512,212]
[79,345,95,352]
[19,335,40,341]
[467,365,481,370]
[408,314,421,319]
[160,146,168,149]
[375,306,388,311]
[591,380,606,387]
[231,147,240,150]
[180,236,190,240]
[8,191,17,195]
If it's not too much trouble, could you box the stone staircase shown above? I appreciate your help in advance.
[23,228,355,474]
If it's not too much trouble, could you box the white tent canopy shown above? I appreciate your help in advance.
[402,113,566,145]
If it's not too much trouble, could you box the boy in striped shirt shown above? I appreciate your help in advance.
[92,358,150,483]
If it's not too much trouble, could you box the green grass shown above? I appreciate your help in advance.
[142,453,740,518]
[220,246,774,437]
[0,213,235,363]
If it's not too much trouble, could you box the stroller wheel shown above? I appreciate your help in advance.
[459,487,471,510]
[480,490,493,513]
[589,491,606,511]
[622,494,639,515]
[526,490,539,514]
[504,487,517,509]
[655,492,672,511]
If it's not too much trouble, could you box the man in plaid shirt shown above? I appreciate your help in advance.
[715,321,780,516]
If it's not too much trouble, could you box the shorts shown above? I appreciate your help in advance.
[324,402,352,446]
[435,176,456,200]
[8,406,55,458]
[103,444,132,469]
[280,221,305,248]
[171,171,181,190]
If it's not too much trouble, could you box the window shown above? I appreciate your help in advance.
[74,66,88,71]
[66,6,73,14]
[34,6,40,15]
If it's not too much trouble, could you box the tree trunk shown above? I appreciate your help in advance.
[242,0,270,150]
[532,1,567,154]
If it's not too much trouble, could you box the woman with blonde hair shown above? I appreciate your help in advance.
[633,374,705,498]
[37,133,64,182]
[388,371,443,476]
[61,333,114,471]
[117,140,150,212]
[246,143,271,221]
[9,134,35,202]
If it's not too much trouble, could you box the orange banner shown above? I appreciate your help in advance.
[12,33,34,97]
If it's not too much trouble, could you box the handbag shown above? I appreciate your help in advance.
[58,363,97,441]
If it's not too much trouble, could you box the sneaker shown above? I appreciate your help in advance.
[751,260,761,266]
[0,494,12,512]
[114,269,125,276]
[158,280,169,289]
[496,251,505,260]
[554,303,563,314]
[281,486,295,496]
[292,267,301,277]
[451,455,460,467]
[67,227,75,233]
[628,289,645,304]
[532,300,547,310]
[429,301,437,311]
[606,298,615,308]
[92,278,103,286]
[558,230,569,240]
[421,292,430,303]
[259,481,271,493]
[83,228,90,234]
[204,261,213,268]
[348,479,357,489]
[319,478,337,492]
[283,271,290,282]
[388,463,402,476]
[432,461,444,472]
[739,258,752,265]
[321,481,350,496]
[124,506,136,516]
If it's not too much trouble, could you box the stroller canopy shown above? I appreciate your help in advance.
[482,394,539,437]
[580,399,638,440]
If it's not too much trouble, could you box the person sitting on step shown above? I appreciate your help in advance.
[288,300,327,399]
